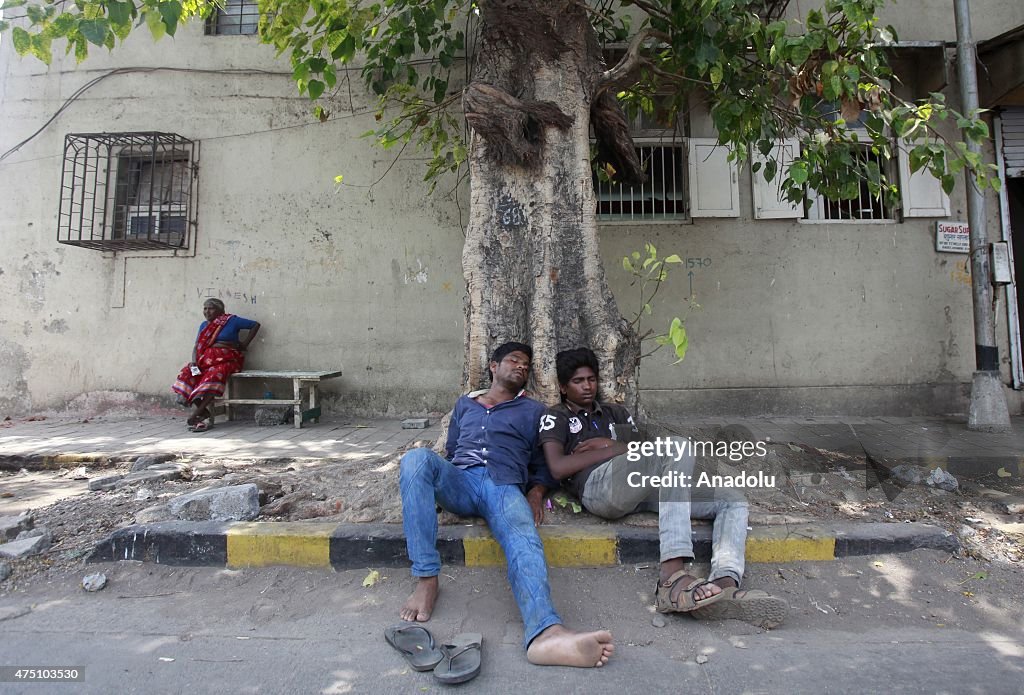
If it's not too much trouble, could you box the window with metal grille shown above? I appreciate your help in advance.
[58,132,197,251]
[595,141,687,220]
[206,0,260,35]
[804,141,895,222]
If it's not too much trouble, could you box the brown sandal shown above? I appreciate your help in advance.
[655,570,726,613]
[690,587,789,628]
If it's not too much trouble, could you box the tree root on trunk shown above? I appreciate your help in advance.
[464,82,574,169]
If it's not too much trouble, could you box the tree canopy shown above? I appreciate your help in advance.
[1,0,999,204]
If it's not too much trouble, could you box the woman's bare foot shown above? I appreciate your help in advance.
[399,576,439,622]
[526,625,614,668]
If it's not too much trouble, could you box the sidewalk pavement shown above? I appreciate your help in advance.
[4,412,1022,569]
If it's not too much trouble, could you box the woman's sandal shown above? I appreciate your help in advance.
[188,421,214,433]
[689,587,789,629]
[655,570,727,613]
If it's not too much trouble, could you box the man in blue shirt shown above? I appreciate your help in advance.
[398,342,614,668]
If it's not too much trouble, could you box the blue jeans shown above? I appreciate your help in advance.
[399,447,562,648]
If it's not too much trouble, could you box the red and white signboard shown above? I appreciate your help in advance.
[936,221,970,253]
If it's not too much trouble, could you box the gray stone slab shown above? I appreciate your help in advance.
[0,533,51,559]
[0,514,33,541]
[113,464,184,489]
[168,484,259,522]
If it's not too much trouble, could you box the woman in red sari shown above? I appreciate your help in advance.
[172,299,260,431]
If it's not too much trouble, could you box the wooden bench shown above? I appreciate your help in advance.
[216,370,343,429]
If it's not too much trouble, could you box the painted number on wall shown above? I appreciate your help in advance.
[686,258,712,269]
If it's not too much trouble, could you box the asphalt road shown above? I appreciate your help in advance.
[0,550,1022,694]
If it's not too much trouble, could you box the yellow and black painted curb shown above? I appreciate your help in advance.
[88,521,959,570]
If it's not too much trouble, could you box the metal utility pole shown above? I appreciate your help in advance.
[954,0,1011,431]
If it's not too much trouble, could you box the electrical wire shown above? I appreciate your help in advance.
[0,57,462,164]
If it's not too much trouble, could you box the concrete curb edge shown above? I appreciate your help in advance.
[87,521,960,569]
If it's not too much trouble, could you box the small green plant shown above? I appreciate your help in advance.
[622,243,699,364]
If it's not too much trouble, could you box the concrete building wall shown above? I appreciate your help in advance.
[1,7,1021,417]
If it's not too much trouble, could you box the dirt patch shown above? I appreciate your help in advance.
[2,440,1021,594]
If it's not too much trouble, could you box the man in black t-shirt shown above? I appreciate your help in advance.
[539,348,786,629]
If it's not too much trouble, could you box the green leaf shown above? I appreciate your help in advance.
[145,8,166,40]
[789,161,809,185]
[709,64,723,88]
[74,36,88,62]
[331,33,356,62]
[323,65,337,88]
[12,27,31,55]
[78,18,109,46]
[623,257,634,273]
[107,1,133,28]
[157,1,181,38]
[307,79,325,100]
[664,254,682,264]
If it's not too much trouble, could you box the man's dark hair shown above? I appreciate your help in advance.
[489,341,533,381]
[555,347,600,387]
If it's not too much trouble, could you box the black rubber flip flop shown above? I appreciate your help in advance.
[433,633,482,685]
[384,623,444,672]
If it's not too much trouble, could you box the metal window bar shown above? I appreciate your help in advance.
[595,143,687,221]
[58,132,196,251]
[206,0,260,35]
[805,144,893,221]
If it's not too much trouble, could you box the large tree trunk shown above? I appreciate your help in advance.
[461,0,642,411]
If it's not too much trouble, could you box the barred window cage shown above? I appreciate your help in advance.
[595,141,687,221]
[58,132,198,251]
[804,144,895,222]
[206,0,260,35]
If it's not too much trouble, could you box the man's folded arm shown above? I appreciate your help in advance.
[541,440,626,480]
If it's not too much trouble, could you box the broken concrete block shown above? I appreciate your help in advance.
[401,418,430,429]
[891,464,926,486]
[168,484,259,522]
[89,474,124,491]
[130,454,176,472]
[0,562,11,581]
[977,488,1024,515]
[0,514,34,541]
[0,532,52,559]
[926,467,959,492]
[113,464,184,489]
[134,504,172,524]
[81,573,107,592]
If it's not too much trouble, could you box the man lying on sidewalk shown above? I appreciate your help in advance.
[398,341,615,667]
[539,347,787,629]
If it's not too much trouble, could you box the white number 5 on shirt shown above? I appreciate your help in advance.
[539,414,556,432]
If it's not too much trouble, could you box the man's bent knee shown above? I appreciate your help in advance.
[399,447,437,484]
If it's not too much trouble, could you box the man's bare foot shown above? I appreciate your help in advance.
[399,576,439,622]
[526,625,614,668]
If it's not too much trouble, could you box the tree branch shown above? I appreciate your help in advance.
[598,27,659,94]
[590,90,645,185]
[628,0,672,21]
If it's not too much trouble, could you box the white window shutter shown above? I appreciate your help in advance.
[688,138,740,217]
[751,138,802,219]
[898,141,950,218]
